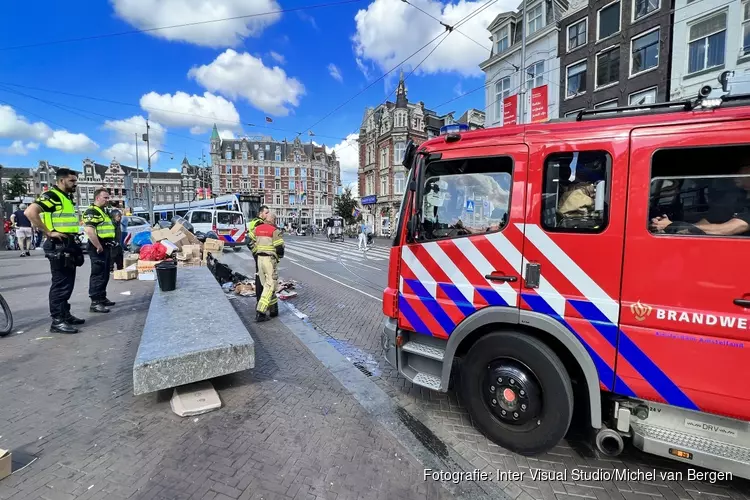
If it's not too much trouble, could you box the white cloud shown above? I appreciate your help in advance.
[110,0,282,48]
[189,49,305,116]
[1,140,39,156]
[0,105,97,153]
[355,57,371,79]
[140,91,240,134]
[102,115,167,164]
[353,0,510,77]
[46,131,98,153]
[346,180,359,198]
[269,51,285,64]
[328,63,343,82]
[326,133,359,185]
[219,129,236,139]
[168,168,180,173]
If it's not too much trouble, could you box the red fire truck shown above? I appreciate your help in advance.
[381,72,750,478]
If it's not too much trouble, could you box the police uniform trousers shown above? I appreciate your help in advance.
[43,236,80,319]
[88,242,112,302]
[256,255,278,314]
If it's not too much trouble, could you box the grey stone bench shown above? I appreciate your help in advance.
[133,266,255,396]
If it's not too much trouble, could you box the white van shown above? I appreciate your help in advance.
[185,209,247,249]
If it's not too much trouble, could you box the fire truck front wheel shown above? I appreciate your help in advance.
[460,331,574,456]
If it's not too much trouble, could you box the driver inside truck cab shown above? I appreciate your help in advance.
[650,163,750,236]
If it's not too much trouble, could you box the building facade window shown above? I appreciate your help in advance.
[290,194,296,204]
[290,167,296,177]
[275,148,281,161]
[394,172,406,195]
[225,150,232,160]
[242,165,248,176]
[527,3,543,35]
[275,179,281,190]
[687,12,726,74]
[495,77,512,120]
[594,99,618,109]
[259,167,265,176]
[275,167,281,176]
[566,60,587,97]
[289,180,295,190]
[598,1,621,40]
[629,86,657,105]
[242,151,248,160]
[526,61,545,89]
[394,142,406,164]
[568,18,587,51]
[631,28,660,75]
[259,151,264,161]
[380,175,388,196]
[301,168,307,177]
[275,194,281,205]
[743,1,750,57]
[497,25,510,53]
[633,0,658,20]
[596,46,620,87]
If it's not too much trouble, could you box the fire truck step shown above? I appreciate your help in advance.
[631,422,750,480]
[402,340,445,361]
[412,372,442,391]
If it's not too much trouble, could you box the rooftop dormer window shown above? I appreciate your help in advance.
[496,25,510,53]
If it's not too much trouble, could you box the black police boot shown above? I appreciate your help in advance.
[65,314,86,325]
[90,302,110,313]
[255,312,269,322]
[51,318,78,334]
[270,304,279,318]
[101,298,116,307]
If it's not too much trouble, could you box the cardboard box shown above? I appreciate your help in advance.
[114,269,138,280]
[124,254,139,268]
[0,449,11,480]
[151,229,171,242]
[166,231,187,248]
[137,260,160,272]
[182,244,202,259]
[204,238,225,252]
[172,223,200,245]
[160,240,179,255]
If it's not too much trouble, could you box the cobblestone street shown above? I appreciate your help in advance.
[0,252,450,500]
[218,236,750,500]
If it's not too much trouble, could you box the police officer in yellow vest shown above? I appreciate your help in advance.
[24,168,85,334]
[83,188,117,314]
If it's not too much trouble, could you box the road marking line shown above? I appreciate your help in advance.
[288,260,383,302]
[283,248,326,262]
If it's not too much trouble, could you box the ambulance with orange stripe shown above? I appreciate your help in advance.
[382,72,750,478]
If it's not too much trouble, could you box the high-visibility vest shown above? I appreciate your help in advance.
[41,188,79,234]
[89,205,116,240]
[248,217,264,254]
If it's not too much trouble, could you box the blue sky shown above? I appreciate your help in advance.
[0,0,515,187]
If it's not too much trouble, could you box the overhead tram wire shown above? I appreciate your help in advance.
[432,0,712,111]
[400,0,491,52]
[302,0,499,137]
[0,84,207,145]
[0,80,352,143]
[0,0,366,52]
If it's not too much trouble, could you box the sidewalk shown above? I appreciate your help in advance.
[0,251,451,500]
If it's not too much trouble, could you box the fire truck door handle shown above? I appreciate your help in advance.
[733,298,750,308]
[485,273,517,283]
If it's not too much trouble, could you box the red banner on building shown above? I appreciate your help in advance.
[530,85,549,123]
[503,94,518,126]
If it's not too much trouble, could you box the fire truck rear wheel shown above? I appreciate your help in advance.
[460,331,574,456]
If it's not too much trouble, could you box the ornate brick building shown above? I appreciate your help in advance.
[209,125,342,228]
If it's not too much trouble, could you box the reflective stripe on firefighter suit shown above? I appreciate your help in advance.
[254,223,284,314]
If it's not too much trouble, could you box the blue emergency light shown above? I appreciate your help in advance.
[440,123,469,135]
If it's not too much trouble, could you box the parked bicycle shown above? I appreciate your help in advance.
[0,292,12,337]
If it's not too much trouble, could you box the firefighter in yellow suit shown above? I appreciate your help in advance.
[253,212,284,322]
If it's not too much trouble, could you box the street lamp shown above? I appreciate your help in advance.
[141,120,174,222]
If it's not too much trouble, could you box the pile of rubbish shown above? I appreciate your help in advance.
[218,276,298,300]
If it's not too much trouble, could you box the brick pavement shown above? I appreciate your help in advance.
[0,252,451,500]
[284,251,750,500]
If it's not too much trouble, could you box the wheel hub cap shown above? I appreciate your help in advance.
[485,361,541,425]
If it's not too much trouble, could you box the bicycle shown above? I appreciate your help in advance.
[0,292,12,337]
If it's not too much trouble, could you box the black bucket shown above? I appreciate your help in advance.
[155,260,177,292]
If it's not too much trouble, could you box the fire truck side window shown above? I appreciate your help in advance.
[541,151,611,233]
[419,156,512,242]
[649,145,750,237]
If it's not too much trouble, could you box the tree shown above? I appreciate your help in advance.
[6,173,28,199]
[334,187,359,225]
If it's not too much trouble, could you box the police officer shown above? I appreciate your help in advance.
[253,212,284,322]
[248,205,271,312]
[83,188,117,313]
[24,168,85,334]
